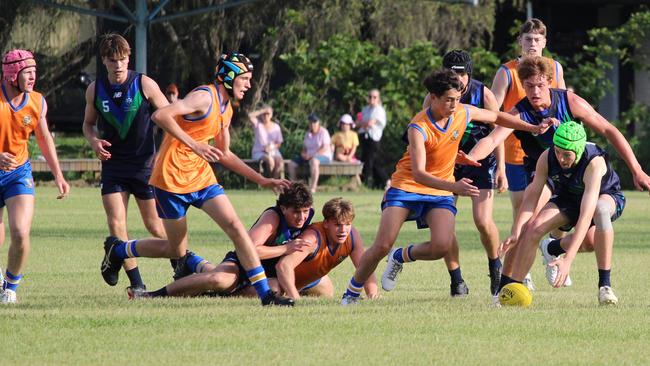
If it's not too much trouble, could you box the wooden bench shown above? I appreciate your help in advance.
[30,158,102,175]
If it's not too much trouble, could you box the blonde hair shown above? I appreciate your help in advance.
[517,56,553,82]
[322,197,355,223]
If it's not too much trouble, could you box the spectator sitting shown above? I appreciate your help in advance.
[331,114,359,163]
[288,113,332,193]
[249,104,284,178]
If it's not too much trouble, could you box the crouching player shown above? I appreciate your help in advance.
[276,197,378,300]
[499,122,624,305]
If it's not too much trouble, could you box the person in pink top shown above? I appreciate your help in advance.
[249,105,284,178]
[288,113,332,193]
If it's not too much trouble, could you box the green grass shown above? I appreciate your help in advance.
[1,188,650,365]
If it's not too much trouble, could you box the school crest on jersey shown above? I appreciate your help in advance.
[451,130,460,141]
[22,115,32,126]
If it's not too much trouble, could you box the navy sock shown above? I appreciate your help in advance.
[149,287,169,298]
[547,239,565,256]
[598,269,611,288]
[114,240,139,259]
[497,274,520,293]
[126,267,145,288]
[448,267,463,285]
[488,257,502,272]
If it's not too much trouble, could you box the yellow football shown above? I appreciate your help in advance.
[499,282,532,308]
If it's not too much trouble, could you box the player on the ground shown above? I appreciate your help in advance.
[276,198,378,300]
[83,33,168,292]
[423,50,505,297]
[134,182,325,298]
[499,122,624,305]
[461,56,650,298]
[340,70,550,305]
[0,49,70,304]
[100,52,293,306]
[491,18,566,290]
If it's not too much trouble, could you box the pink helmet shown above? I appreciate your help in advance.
[2,49,36,86]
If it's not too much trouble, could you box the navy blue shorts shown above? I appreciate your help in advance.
[0,161,35,208]
[382,187,456,229]
[153,184,225,219]
[505,163,528,192]
[550,191,625,232]
[101,171,154,200]
[454,157,496,190]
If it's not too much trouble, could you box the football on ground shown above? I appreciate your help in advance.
[499,282,533,308]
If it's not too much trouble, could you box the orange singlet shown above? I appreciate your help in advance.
[500,57,560,165]
[149,84,232,194]
[293,222,355,290]
[390,105,470,196]
[0,85,42,166]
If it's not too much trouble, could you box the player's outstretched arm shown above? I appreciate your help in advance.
[549,157,606,287]
[151,90,223,163]
[569,92,650,193]
[348,228,379,299]
[34,99,69,199]
[216,126,290,191]
[276,229,318,299]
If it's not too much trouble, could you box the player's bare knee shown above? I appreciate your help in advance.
[373,241,393,258]
[9,227,30,245]
[205,272,230,291]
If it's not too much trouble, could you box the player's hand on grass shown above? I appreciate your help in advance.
[452,178,479,197]
[548,257,572,288]
[0,152,18,171]
[455,151,481,167]
[500,234,518,257]
[55,177,70,199]
[192,142,223,163]
[91,139,112,161]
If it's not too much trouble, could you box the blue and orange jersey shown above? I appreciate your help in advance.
[0,84,42,166]
[499,57,560,165]
[390,105,470,196]
[293,222,355,290]
[149,83,232,193]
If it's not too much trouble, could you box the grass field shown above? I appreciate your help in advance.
[1,187,649,365]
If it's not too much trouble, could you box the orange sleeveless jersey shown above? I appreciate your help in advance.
[0,86,42,166]
[293,222,355,290]
[501,57,559,165]
[390,105,470,196]
[149,84,233,194]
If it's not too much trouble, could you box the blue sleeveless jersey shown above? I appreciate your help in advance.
[514,88,574,171]
[257,205,315,271]
[94,70,155,175]
[459,79,491,155]
[547,143,621,199]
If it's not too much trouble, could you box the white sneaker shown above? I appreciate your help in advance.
[491,294,502,308]
[523,272,536,292]
[598,286,618,305]
[1,289,16,304]
[341,294,360,306]
[381,248,403,291]
[0,266,4,285]
[539,238,573,287]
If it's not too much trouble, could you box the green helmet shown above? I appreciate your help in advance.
[553,121,587,162]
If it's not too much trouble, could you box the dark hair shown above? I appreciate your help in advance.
[322,197,355,223]
[519,18,547,37]
[422,69,464,97]
[517,56,553,82]
[277,182,313,209]
[443,50,472,77]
